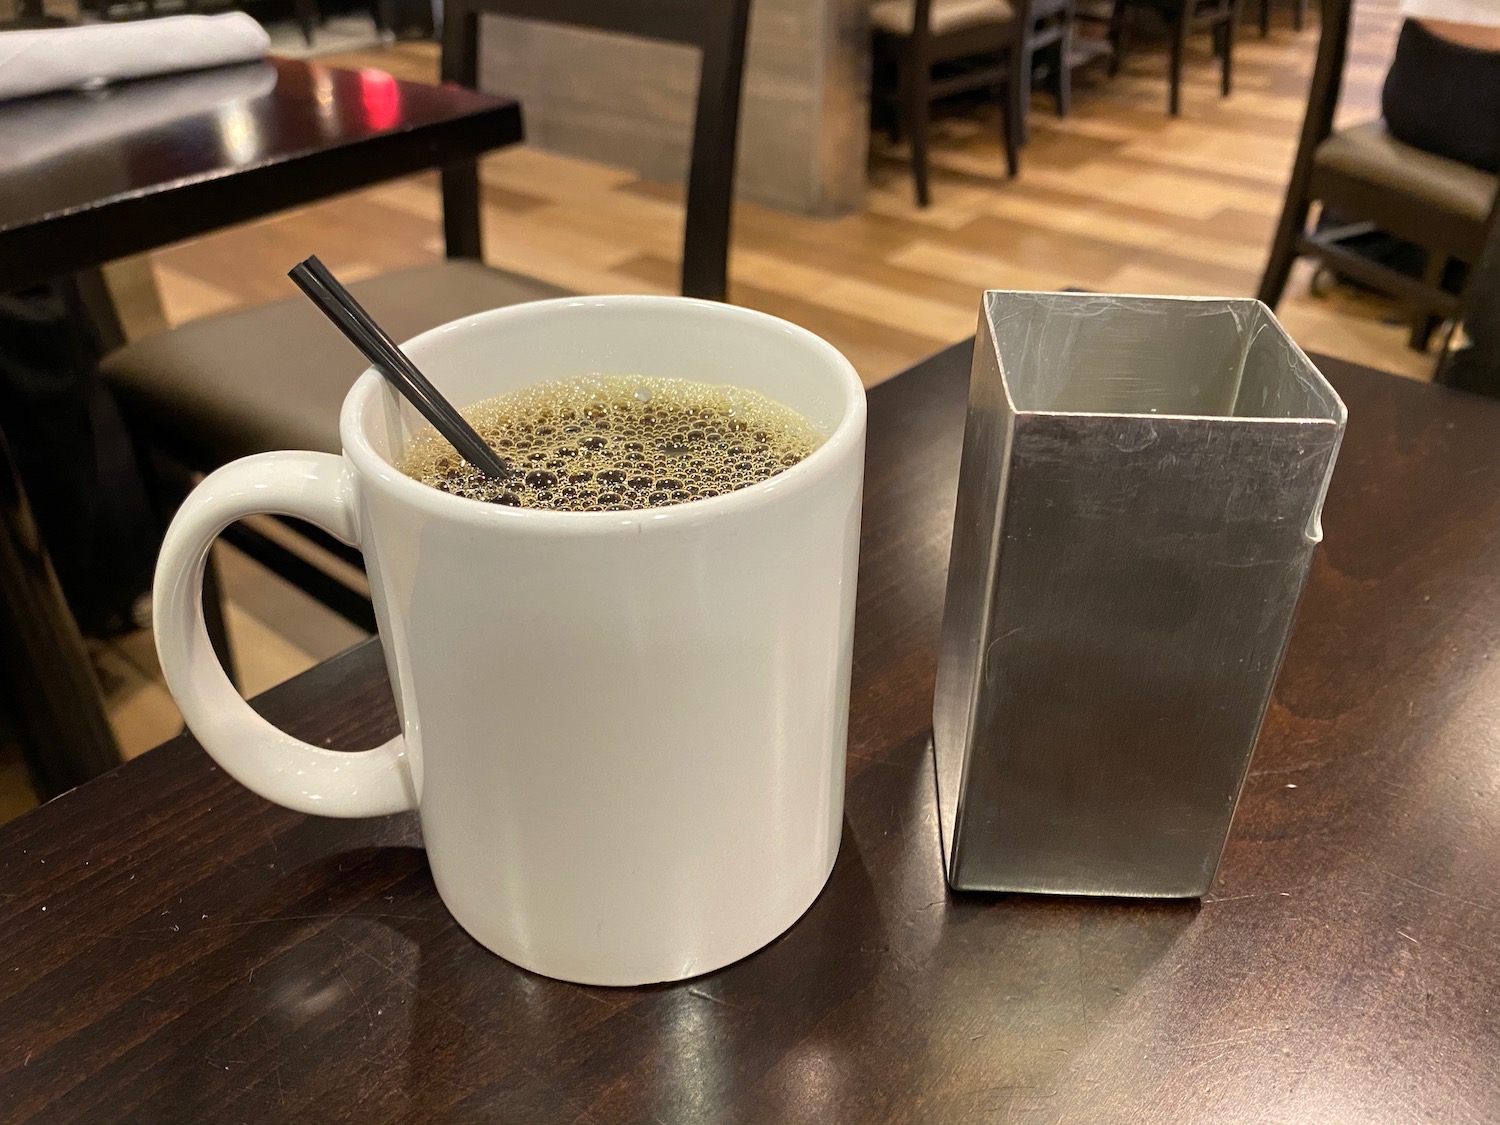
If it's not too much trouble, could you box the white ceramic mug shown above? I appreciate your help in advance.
[153,296,867,986]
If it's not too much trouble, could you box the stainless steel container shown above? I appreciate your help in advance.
[933,292,1346,897]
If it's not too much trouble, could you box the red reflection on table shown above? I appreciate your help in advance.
[359,69,402,131]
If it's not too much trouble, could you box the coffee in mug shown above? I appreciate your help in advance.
[400,375,823,511]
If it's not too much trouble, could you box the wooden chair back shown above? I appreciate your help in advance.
[1287,0,1352,177]
[440,0,754,301]
[1258,0,1499,357]
[909,0,935,49]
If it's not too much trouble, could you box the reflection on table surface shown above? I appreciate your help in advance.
[0,56,483,234]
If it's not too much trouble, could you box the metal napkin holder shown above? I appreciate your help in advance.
[933,291,1346,897]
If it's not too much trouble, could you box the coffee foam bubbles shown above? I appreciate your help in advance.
[400,375,825,512]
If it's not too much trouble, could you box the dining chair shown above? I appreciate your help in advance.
[1106,0,1239,116]
[869,0,1037,207]
[1257,0,1499,356]
[1021,0,1079,142]
[100,0,753,632]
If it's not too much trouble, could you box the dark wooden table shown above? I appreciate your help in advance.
[0,57,521,795]
[3,347,1498,1123]
[0,57,519,293]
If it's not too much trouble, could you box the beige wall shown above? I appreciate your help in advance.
[478,0,870,216]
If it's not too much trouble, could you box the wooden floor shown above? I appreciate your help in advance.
[1,0,1429,820]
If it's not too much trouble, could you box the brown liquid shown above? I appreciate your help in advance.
[400,375,825,512]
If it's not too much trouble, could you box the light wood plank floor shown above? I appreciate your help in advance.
[1,0,1431,820]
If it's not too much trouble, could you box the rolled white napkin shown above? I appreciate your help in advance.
[0,13,271,103]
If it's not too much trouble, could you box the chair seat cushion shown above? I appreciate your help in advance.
[101,260,569,465]
[871,0,1014,35]
[1314,120,1497,227]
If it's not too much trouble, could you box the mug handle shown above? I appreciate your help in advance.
[153,451,415,818]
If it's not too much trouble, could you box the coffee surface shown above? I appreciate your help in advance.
[400,375,824,511]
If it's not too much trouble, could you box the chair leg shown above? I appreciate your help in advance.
[295,0,317,46]
[1293,0,1306,31]
[1410,313,1444,352]
[998,89,1015,179]
[1168,3,1189,116]
[1259,0,1270,36]
[1003,50,1025,177]
[1257,197,1309,308]
[1410,253,1448,351]
[1436,222,1500,391]
[441,161,483,260]
[1107,0,1128,76]
[0,427,120,799]
[885,105,902,145]
[1220,10,1235,96]
[1017,44,1034,146]
[898,52,933,207]
[1054,34,1072,117]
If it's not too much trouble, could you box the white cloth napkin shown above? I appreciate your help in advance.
[0,13,271,103]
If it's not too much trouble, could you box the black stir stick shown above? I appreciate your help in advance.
[287,255,512,480]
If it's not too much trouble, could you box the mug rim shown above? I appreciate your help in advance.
[340,295,867,531]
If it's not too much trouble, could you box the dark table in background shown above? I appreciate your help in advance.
[2,348,1498,1123]
[0,58,521,794]
[0,57,518,293]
